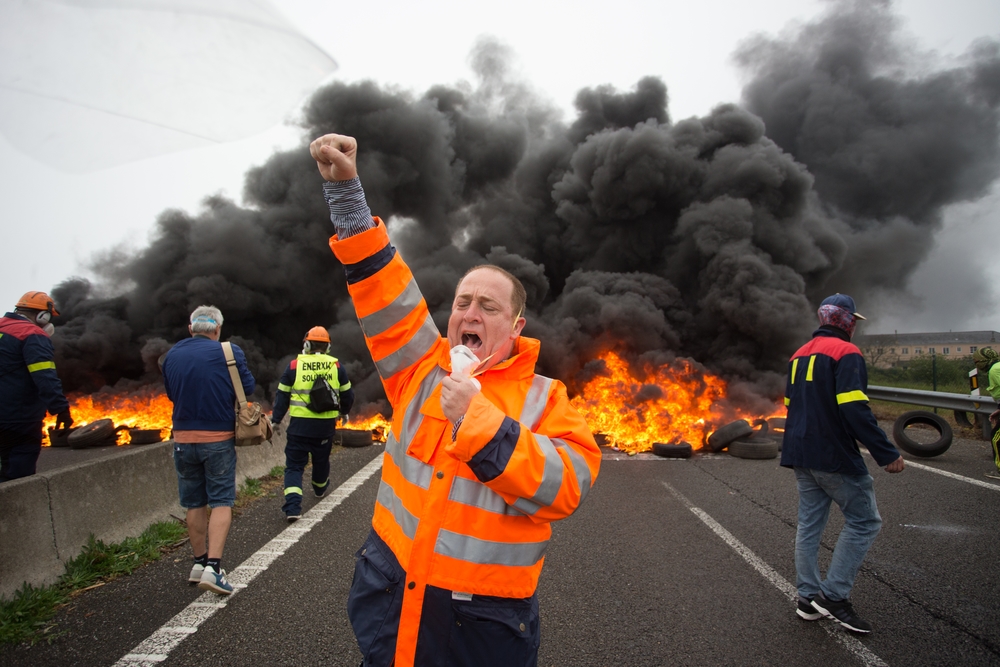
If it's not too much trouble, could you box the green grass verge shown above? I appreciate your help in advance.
[0,520,186,646]
[2,465,289,646]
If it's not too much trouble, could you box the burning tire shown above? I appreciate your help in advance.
[727,436,779,460]
[892,410,953,458]
[651,442,693,459]
[707,420,752,453]
[68,419,116,449]
[48,426,78,448]
[338,428,374,448]
[128,429,164,446]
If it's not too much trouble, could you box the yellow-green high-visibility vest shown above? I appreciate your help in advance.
[287,353,349,419]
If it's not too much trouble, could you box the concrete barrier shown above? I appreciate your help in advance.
[0,431,286,600]
[0,475,64,595]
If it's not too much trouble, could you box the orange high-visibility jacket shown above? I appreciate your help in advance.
[329,218,601,667]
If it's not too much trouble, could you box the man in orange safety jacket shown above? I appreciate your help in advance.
[310,133,601,667]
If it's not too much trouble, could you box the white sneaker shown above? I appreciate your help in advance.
[188,563,205,584]
[197,566,233,595]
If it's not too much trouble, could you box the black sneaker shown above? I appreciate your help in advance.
[797,596,823,621]
[314,480,330,498]
[811,592,873,633]
[285,511,301,523]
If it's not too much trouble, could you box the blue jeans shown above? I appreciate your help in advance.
[173,439,237,508]
[794,467,882,602]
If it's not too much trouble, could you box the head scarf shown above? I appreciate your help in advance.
[817,304,857,338]
[974,347,998,375]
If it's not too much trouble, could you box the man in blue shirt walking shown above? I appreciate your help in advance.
[162,305,255,595]
[781,294,904,633]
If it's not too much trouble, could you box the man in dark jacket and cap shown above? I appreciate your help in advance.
[781,294,904,634]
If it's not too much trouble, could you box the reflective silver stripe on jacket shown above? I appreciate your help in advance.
[510,434,564,516]
[556,438,592,504]
[448,476,525,516]
[289,400,309,408]
[374,314,441,378]
[383,367,446,491]
[376,479,419,539]
[521,375,553,431]
[359,277,424,338]
[434,529,547,567]
[384,432,434,490]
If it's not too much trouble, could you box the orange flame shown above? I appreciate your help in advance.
[571,351,782,454]
[348,413,392,443]
[43,387,173,446]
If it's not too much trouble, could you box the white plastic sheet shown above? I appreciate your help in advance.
[0,0,337,172]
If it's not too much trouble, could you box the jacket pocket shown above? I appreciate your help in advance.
[347,530,405,666]
[448,594,539,667]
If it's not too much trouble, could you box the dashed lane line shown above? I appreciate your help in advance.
[662,481,889,667]
[112,454,384,667]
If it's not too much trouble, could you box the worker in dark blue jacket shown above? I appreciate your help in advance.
[781,293,904,634]
[0,291,73,482]
[271,326,354,521]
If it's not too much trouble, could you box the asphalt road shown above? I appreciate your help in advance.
[5,428,1000,667]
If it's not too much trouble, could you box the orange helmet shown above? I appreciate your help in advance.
[16,291,59,316]
[304,326,331,343]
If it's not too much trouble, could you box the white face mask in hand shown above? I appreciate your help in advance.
[450,345,482,390]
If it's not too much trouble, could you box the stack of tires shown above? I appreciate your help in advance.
[707,419,781,459]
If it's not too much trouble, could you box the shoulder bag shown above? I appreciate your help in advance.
[222,341,273,447]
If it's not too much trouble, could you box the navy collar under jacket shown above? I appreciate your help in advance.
[812,324,851,342]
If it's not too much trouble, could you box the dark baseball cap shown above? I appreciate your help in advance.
[820,294,866,320]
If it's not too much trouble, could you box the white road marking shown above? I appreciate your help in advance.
[662,481,889,667]
[112,454,383,667]
[895,459,1000,491]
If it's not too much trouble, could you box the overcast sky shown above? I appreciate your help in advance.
[1,0,997,334]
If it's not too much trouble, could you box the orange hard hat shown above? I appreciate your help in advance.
[304,326,331,343]
[16,291,59,316]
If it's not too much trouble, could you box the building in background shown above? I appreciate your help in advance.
[853,331,1000,368]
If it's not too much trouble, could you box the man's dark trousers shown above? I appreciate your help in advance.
[0,425,43,482]
[283,432,335,514]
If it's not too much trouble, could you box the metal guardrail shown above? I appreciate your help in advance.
[867,385,996,438]
[867,385,996,415]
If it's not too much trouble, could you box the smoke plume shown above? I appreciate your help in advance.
[48,2,1000,417]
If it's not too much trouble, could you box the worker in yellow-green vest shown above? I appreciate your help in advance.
[271,326,354,521]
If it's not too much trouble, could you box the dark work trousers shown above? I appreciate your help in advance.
[282,431,334,515]
[0,425,43,483]
[992,421,1000,472]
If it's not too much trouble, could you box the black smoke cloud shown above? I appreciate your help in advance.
[48,2,1000,417]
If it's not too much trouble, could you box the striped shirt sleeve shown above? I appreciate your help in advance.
[323,177,376,238]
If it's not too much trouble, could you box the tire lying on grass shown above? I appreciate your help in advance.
[892,410,953,458]
[68,419,116,449]
[727,436,779,460]
[706,420,753,453]
[651,442,693,459]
